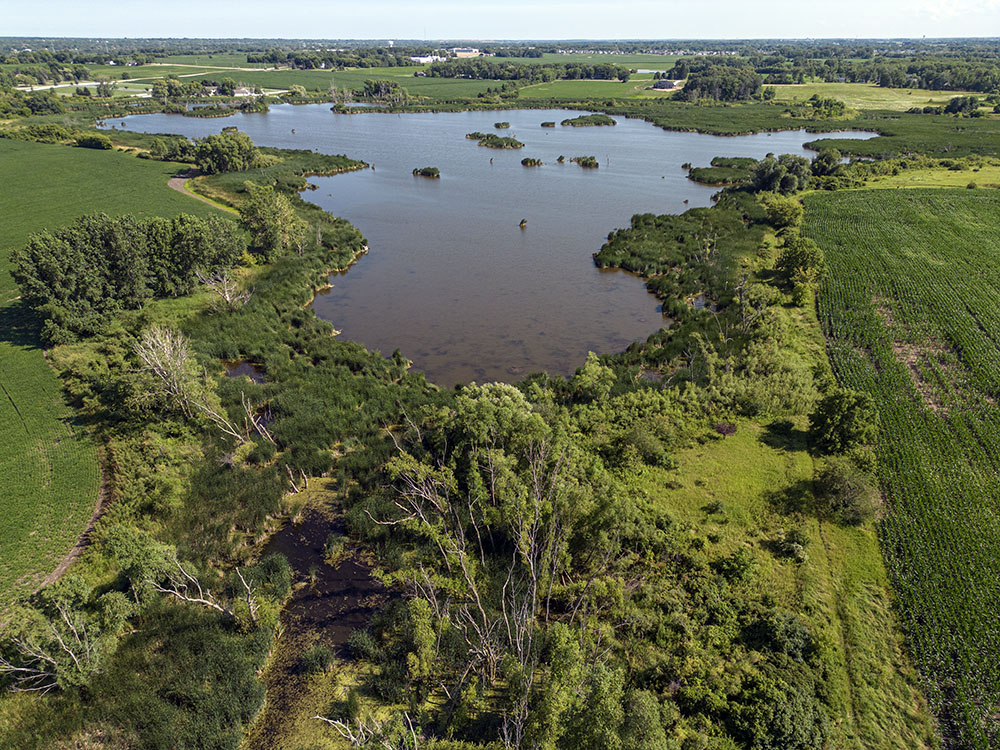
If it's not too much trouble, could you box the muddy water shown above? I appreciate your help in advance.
[264,510,387,653]
[114,106,875,386]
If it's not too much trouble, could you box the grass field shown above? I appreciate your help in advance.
[806,188,1000,749]
[518,73,672,100]
[773,82,979,111]
[153,53,254,67]
[864,163,1000,189]
[0,139,220,601]
[636,420,934,748]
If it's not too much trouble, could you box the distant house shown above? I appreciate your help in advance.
[653,79,680,90]
[410,55,446,64]
[449,47,481,58]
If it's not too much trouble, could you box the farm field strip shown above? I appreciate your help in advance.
[0,139,221,601]
[805,188,1000,749]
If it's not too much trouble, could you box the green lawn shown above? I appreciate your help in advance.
[0,139,220,601]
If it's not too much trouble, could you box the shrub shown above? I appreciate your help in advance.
[76,133,114,150]
[809,387,878,454]
[815,457,879,525]
[300,643,336,674]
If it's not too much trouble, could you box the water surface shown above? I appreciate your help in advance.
[114,106,874,385]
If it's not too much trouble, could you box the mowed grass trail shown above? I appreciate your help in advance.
[806,188,1000,748]
[0,139,219,600]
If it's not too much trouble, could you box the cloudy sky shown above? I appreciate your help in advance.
[5,0,1000,39]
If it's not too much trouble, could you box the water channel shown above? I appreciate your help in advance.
[112,106,875,386]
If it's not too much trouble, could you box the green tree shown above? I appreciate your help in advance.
[561,663,624,750]
[758,192,804,229]
[195,130,258,174]
[752,154,812,194]
[217,77,237,96]
[621,690,669,750]
[809,387,879,454]
[239,182,306,261]
[811,148,844,177]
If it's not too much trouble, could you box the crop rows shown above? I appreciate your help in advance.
[806,189,1000,749]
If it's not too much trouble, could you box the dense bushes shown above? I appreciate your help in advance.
[13,212,244,342]
[76,133,113,149]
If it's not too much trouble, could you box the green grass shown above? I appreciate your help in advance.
[773,82,977,112]
[638,421,933,748]
[519,74,665,100]
[806,188,1000,748]
[153,53,254,67]
[863,163,1000,189]
[0,139,221,601]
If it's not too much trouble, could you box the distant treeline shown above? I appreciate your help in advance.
[427,58,631,82]
[246,48,428,69]
[670,52,1000,93]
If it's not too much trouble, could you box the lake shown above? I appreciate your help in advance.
[111,106,875,386]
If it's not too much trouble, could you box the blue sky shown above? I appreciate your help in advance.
[5,0,1000,40]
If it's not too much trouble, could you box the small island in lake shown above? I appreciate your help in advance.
[687,156,757,186]
[465,132,524,149]
[412,166,440,178]
[561,114,617,127]
[541,121,556,127]
[521,157,543,167]
[570,155,599,168]
[494,121,510,129]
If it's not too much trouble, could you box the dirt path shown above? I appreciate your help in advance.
[41,451,110,588]
[167,170,236,213]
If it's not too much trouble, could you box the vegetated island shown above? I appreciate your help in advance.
[521,157,543,167]
[571,155,600,168]
[541,121,556,128]
[494,121,510,129]
[561,113,617,127]
[465,131,524,149]
[412,166,440,178]
[687,156,757,186]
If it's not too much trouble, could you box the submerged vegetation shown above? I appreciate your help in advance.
[570,155,599,167]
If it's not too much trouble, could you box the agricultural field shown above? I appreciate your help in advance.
[772,82,981,111]
[806,188,1000,749]
[0,138,220,602]
[518,73,671,100]
[153,52,255,67]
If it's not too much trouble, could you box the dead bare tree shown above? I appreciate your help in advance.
[0,602,100,693]
[313,712,419,749]
[153,553,233,618]
[196,269,253,311]
[134,326,276,446]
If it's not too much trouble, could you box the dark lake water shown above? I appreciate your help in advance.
[112,106,875,386]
